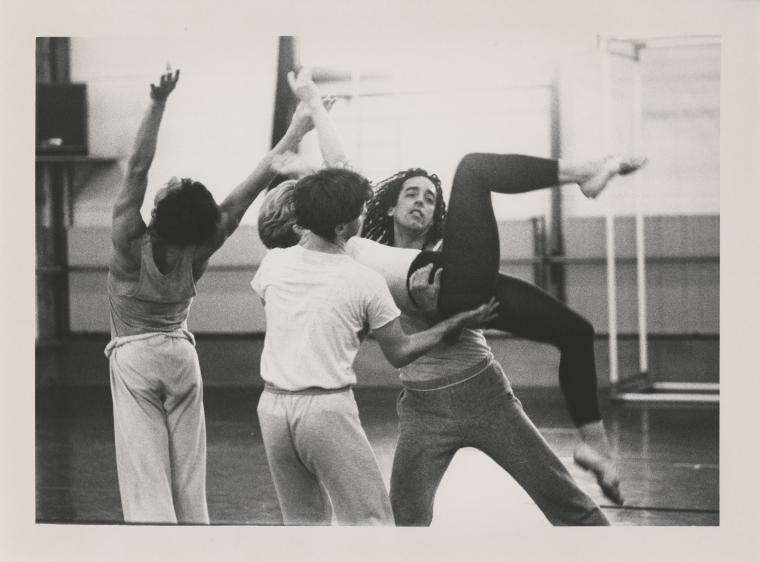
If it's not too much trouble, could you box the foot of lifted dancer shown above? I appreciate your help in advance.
[574,421,624,505]
[557,154,646,506]
[560,155,648,199]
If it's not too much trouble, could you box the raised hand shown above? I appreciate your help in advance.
[150,66,180,103]
[287,67,321,107]
[290,96,338,133]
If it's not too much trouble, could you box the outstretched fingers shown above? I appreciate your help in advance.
[481,297,500,323]
[150,68,180,102]
[459,297,500,327]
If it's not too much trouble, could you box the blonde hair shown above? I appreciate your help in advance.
[257,180,301,248]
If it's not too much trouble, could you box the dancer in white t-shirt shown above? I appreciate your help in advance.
[252,166,496,525]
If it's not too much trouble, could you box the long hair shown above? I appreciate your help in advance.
[361,168,446,248]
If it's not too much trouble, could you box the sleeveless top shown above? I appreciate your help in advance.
[107,234,197,338]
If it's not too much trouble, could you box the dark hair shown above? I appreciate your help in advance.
[293,168,372,241]
[153,178,221,245]
[361,168,446,248]
[257,180,300,249]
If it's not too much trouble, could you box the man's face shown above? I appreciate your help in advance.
[389,176,437,235]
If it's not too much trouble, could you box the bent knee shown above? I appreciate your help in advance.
[454,153,491,179]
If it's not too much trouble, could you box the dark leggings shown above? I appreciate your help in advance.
[432,153,600,426]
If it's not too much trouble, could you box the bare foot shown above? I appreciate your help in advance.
[579,155,648,199]
[573,442,624,506]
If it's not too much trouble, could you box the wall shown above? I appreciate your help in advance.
[61,35,720,337]
[67,220,535,334]
[69,35,279,227]
[67,215,718,335]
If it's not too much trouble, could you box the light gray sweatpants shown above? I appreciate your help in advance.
[257,385,394,526]
[106,332,209,524]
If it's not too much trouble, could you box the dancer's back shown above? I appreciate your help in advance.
[108,233,197,338]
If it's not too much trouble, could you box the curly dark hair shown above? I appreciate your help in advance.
[293,168,373,241]
[153,178,221,245]
[361,168,446,248]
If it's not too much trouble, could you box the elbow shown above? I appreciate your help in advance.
[387,350,411,369]
[388,357,405,369]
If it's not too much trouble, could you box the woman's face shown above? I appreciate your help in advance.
[388,176,438,235]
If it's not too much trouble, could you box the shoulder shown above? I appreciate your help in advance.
[110,232,145,270]
[252,248,289,292]
[258,246,300,271]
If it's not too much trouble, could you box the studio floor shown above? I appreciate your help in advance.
[36,384,719,527]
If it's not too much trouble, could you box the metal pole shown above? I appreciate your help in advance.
[601,36,619,385]
[632,44,649,375]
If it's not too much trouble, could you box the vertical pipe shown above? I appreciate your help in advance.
[633,44,649,375]
[532,217,547,290]
[52,164,70,337]
[548,70,566,302]
[270,36,299,149]
[601,36,619,385]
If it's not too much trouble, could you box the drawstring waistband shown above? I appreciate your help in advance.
[104,329,196,358]
[401,357,494,391]
[263,382,353,395]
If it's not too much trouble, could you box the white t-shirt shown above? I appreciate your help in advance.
[251,245,401,390]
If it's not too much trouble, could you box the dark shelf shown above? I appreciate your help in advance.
[36,155,118,164]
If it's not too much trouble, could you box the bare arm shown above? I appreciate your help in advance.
[195,101,315,259]
[111,69,179,252]
[372,298,498,368]
[287,68,348,166]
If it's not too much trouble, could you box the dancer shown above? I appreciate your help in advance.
[362,156,644,515]
[252,165,497,525]
[368,156,642,525]
[259,68,646,525]
[106,68,318,523]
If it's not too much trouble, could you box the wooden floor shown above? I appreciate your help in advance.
[36,385,719,527]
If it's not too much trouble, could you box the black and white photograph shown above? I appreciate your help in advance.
[3,0,760,561]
